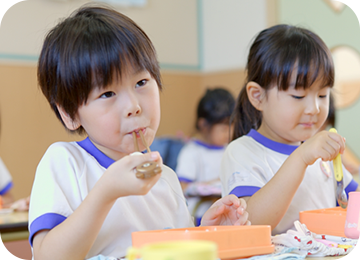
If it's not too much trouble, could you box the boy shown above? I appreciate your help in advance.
[29,5,249,259]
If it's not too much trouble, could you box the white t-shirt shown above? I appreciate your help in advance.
[0,157,12,195]
[176,140,225,222]
[29,137,194,259]
[176,140,226,183]
[220,129,358,235]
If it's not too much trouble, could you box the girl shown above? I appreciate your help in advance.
[220,24,359,235]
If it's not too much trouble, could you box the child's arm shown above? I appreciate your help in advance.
[32,152,162,260]
[200,194,250,226]
[244,130,345,230]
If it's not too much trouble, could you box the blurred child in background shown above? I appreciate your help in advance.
[176,87,235,225]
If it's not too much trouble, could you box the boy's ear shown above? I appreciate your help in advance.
[56,105,81,130]
[246,81,265,111]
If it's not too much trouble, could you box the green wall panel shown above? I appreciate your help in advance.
[279,0,360,159]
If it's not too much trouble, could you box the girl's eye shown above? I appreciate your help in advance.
[292,95,304,99]
[319,95,327,98]
[136,79,147,88]
[100,91,115,98]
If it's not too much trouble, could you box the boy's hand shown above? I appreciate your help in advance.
[297,130,346,166]
[100,152,163,201]
[200,195,250,226]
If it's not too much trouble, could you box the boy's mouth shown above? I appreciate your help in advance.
[132,128,145,137]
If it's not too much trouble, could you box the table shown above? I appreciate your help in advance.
[0,210,29,242]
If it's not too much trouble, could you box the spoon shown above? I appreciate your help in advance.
[329,128,348,209]
[132,131,162,179]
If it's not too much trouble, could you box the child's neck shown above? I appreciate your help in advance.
[194,133,213,146]
[257,126,301,146]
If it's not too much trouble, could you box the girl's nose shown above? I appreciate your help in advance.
[305,97,320,115]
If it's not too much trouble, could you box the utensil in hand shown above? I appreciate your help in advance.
[329,128,348,209]
[132,131,162,179]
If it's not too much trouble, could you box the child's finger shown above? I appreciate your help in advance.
[127,151,162,169]
[328,132,346,153]
[234,210,249,226]
[325,137,344,158]
[238,198,247,211]
[219,194,240,208]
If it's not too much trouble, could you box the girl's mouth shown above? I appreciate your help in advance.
[301,123,314,128]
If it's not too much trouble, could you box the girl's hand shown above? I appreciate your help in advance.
[100,152,163,202]
[297,130,346,166]
[200,194,250,226]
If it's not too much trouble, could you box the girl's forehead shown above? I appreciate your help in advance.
[286,64,331,89]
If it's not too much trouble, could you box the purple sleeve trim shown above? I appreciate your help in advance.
[0,181,13,195]
[345,179,358,197]
[29,213,67,246]
[178,177,194,183]
[229,186,260,198]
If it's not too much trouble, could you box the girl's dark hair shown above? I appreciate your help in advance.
[38,5,162,134]
[232,24,334,140]
[196,87,235,130]
[327,92,335,127]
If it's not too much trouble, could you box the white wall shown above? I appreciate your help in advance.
[0,0,268,71]
[201,0,267,72]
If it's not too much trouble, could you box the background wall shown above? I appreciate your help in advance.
[0,0,267,200]
[0,0,359,200]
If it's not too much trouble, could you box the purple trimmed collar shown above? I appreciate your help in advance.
[247,129,299,155]
[77,137,115,169]
[194,140,225,150]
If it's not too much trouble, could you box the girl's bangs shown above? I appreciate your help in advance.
[275,35,334,91]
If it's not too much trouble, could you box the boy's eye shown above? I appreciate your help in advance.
[100,91,115,98]
[319,94,327,98]
[136,79,147,88]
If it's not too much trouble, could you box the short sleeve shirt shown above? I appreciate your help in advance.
[176,140,226,183]
[0,157,13,195]
[29,138,194,258]
[220,129,358,235]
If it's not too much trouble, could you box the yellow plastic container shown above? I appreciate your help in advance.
[132,225,274,259]
[127,240,217,260]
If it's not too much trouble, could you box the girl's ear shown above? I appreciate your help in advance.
[56,105,81,130]
[246,81,265,111]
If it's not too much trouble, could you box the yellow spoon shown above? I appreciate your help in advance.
[329,128,343,182]
[329,128,348,209]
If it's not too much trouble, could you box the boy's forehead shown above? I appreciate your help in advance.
[94,67,148,88]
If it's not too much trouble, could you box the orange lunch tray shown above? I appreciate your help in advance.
[299,207,347,237]
[132,225,274,260]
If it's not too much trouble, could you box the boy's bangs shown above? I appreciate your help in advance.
[88,29,157,92]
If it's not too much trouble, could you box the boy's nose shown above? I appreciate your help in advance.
[127,105,141,117]
[124,92,141,117]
